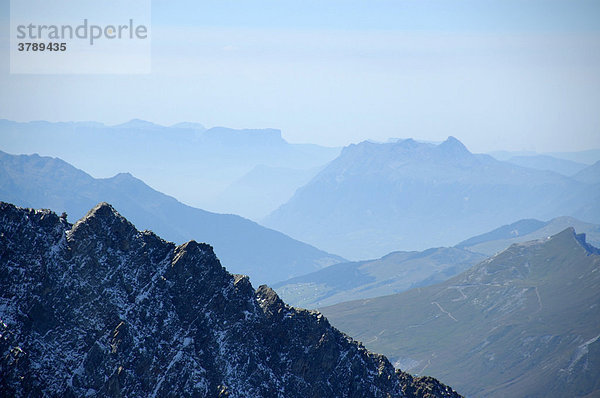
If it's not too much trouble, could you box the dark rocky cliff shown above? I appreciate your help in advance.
[0,202,460,397]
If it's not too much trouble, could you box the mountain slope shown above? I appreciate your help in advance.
[211,164,321,221]
[265,137,598,259]
[489,149,600,166]
[0,119,340,211]
[273,247,485,308]
[573,160,600,184]
[0,202,460,398]
[506,154,588,176]
[0,150,344,284]
[456,216,600,255]
[321,229,600,397]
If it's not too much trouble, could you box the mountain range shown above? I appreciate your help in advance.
[573,160,600,185]
[504,154,588,176]
[0,119,340,215]
[210,165,322,221]
[456,215,600,256]
[320,228,600,397]
[265,137,600,259]
[489,149,600,166]
[273,247,485,308]
[274,215,600,308]
[0,201,460,397]
[0,150,344,285]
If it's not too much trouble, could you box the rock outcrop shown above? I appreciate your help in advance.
[0,202,460,397]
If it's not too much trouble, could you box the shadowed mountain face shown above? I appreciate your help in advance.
[265,137,599,259]
[321,229,600,398]
[0,202,460,398]
[0,150,344,285]
[273,247,485,309]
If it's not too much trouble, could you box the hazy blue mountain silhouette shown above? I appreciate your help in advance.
[490,149,600,165]
[506,154,588,176]
[265,137,599,259]
[0,119,340,212]
[0,150,344,285]
[211,164,322,220]
[573,160,600,184]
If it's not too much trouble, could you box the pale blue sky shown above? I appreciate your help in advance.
[1,0,599,152]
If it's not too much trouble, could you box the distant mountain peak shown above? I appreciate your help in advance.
[395,138,420,149]
[109,172,137,182]
[438,136,470,155]
[114,119,161,129]
[105,172,147,188]
[203,127,286,146]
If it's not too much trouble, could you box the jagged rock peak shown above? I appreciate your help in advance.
[67,202,139,251]
[255,284,289,316]
[0,202,69,245]
[0,201,461,398]
[174,239,216,259]
[79,201,125,223]
[170,240,225,278]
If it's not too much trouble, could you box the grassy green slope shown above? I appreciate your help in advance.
[321,228,600,397]
[274,247,484,308]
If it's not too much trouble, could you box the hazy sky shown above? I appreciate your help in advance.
[1,0,599,152]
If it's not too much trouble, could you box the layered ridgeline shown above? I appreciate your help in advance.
[573,160,600,185]
[213,165,322,221]
[0,202,460,398]
[0,150,344,285]
[321,229,600,397]
[0,119,340,219]
[265,137,600,259]
[273,248,485,309]
[504,154,589,176]
[274,216,600,309]
[456,216,600,256]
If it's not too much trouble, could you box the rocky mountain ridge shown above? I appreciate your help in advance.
[0,202,459,397]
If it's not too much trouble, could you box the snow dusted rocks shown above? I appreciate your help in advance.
[0,202,460,397]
